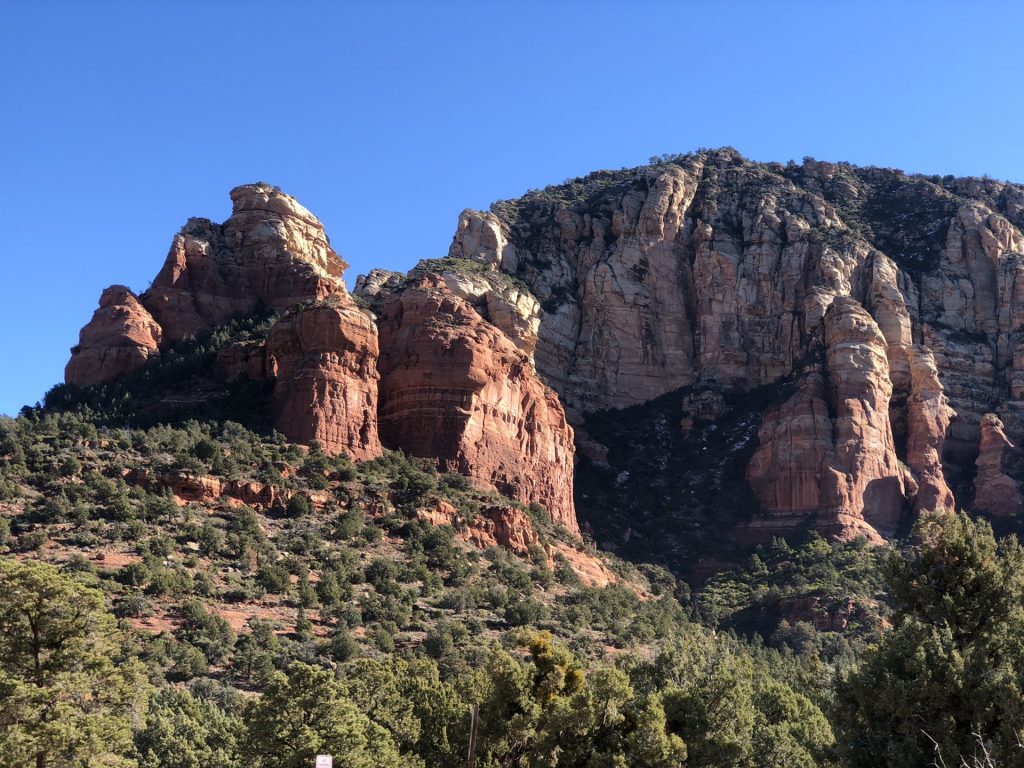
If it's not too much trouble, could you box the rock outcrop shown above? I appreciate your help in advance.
[746,374,857,538]
[355,264,542,360]
[449,209,518,270]
[66,286,162,386]
[68,183,349,379]
[823,297,914,536]
[64,151,1024,551]
[65,184,585,537]
[747,299,915,542]
[974,414,1024,516]
[142,183,346,342]
[434,271,541,359]
[906,347,956,514]
[266,296,382,461]
[468,149,1024,539]
[377,278,577,533]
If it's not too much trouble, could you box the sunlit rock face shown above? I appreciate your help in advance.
[267,296,382,462]
[376,277,578,534]
[142,182,347,343]
[473,149,1024,538]
[65,285,163,387]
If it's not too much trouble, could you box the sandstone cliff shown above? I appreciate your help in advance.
[64,150,1024,552]
[376,278,577,533]
[974,413,1024,516]
[68,183,348,374]
[266,296,382,461]
[746,299,916,542]
[142,183,346,342]
[66,184,582,536]
[66,285,163,386]
[462,148,1024,539]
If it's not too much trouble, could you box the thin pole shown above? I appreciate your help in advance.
[467,703,480,768]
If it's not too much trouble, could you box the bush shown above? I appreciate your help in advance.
[285,494,311,518]
[257,563,291,594]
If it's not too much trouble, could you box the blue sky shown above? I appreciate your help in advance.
[2,1,1022,415]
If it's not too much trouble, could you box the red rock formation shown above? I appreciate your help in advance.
[266,296,382,462]
[748,298,914,541]
[66,286,163,386]
[216,340,269,381]
[974,413,1024,516]
[142,183,346,342]
[378,279,578,534]
[906,346,956,514]
[824,297,914,536]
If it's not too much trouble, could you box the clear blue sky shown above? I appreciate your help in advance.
[2,1,1022,416]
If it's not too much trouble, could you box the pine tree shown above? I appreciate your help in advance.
[0,557,147,768]
[835,511,1024,767]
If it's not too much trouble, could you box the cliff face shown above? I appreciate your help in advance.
[65,185,581,536]
[462,149,1024,540]
[66,183,385,470]
[746,299,915,543]
[63,150,1024,552]
[376,278,578,533]
[142,183,346,342]
[66,285,163,386]
[266,297,382,461]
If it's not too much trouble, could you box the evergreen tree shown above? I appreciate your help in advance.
[0,557,147,768]
[835,511,1024,767]
[242,662,404,768]
[135,688,243,768]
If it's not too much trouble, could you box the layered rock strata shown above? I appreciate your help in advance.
[356,265,542,360]
[266,297,382,461]
[746,299,918,542]
[464,149,1024,537]
[66,286,163,386]
[377,278,577,533]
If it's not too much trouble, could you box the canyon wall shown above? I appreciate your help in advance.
[457,149,1024,540]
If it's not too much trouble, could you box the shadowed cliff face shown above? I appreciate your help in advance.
[451,148,1024,542]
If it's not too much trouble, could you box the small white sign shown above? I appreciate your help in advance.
[316,757,332,768]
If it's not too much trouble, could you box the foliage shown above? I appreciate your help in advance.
[242,663,404,768]
[0,557,147,768]
[835,511,1024,767]
[135,687,243,768]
